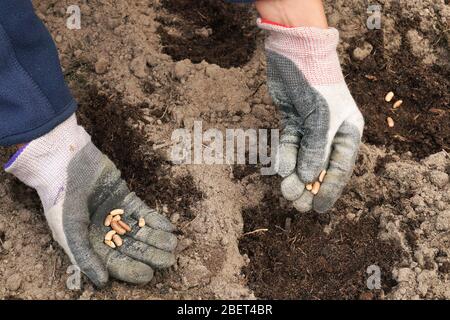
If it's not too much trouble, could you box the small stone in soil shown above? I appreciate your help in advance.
[353,42,373,61]
[429,171,449,188]
[95,58,109,75]
[176,238,193,253]
[6,273,22,291]
[170,213,180,224]
[130,56,148,78]
[173,60,190,81]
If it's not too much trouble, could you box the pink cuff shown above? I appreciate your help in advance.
[257,18,340,56]
[257,18,344,86]
[259,18,295,29]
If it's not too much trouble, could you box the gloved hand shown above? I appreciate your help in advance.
[258,19,364,213]
[5,115,177,287]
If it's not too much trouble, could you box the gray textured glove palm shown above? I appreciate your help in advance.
[259,21,365,213]
[5,115,177,287]
[83,153,177,286]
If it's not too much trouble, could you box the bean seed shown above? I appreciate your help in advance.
[112,215,121,222]
[311,182,321,195]
[110,209,124,216]
[387,117,395,128]
[112,234,123,247]
[319,170,327,183]
[104,215,113,227]
[105,240,116,249]
[105,230,116,242]
[393,100,403,109]
[306,184,313,191]
[111,221,126,235]
[385,92,394,102]
[138,218,146,228]
[118,221,132,232]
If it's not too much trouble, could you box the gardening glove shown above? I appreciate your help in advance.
[4,115,177,287]
[258,19,365,213]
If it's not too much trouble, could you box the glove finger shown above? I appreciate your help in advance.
[295,102,330,184]
[313,117,363,213]
[276,130,300,177]
[118,237,176,269]
[293,191,314,213]
[122,217,178,252]
[120,192,175,232]
[281,173,305,201]
[138,209,175,233]
[106,251,154,285]
[296,132,329,184]
[90,225,154,285]
[277,143,299,178]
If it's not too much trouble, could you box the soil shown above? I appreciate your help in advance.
[345,6,450,159]
[76,86,204,220]
[0,0,449,300]
[240,197,402,300]
[157,0,258,68]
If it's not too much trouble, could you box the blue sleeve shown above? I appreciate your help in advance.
[0,0,77,146]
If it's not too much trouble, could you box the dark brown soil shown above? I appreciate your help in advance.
[346,12,449,159]
[76,86,204,221]
[232,164,258,181]
[157,0,258,68]
[239,187,403,300]
[7,178,43,214]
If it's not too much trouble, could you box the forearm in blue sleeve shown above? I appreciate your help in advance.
[0,0,77,146]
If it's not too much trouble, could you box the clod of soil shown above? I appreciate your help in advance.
[239,189,402,300]
[157,0,258,68]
